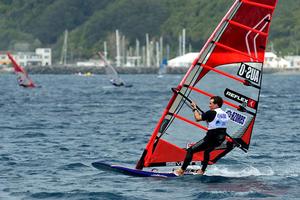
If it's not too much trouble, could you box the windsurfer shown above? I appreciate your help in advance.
[175,96,229,176]
[110,79,124,87]
[17,77,28,87]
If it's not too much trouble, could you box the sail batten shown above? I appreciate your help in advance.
[242,0,276,9]
[213,41,261,61]
[172,113,208,132]
[187,86,240,109]
[228,20,268,36]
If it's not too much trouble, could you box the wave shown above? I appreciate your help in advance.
[28,191,142,200]
[58,163,89,170]
[16,132,47,138]
[193,190,276,199]
[206,165,274,177]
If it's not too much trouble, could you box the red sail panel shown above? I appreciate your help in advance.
[240,117,255,146]
[205,5,274,68]
[244,0,277,8]
[146,138,230,166]
[146,139,186,165]
[145,139,203,165]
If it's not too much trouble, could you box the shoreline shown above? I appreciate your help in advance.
[1,65,300,74]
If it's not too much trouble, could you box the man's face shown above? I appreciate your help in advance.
[209,99,218,110]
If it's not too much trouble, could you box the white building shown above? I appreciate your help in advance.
[36,48,52,66]
[168,52,199,68]
[166,51,297,69]
[76,59,105,67]
[284,55,300,68]
[264,52,290,68]
[0,54,10,67]
[0,48,52,67]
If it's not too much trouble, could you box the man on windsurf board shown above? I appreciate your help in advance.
[175,96,229,176]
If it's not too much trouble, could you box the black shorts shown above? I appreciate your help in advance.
[204,128,226,147]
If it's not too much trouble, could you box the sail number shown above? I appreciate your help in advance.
[225,108,247,126]
[237,63,261,84]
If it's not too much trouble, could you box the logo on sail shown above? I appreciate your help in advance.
[225,109,247,126]
[224,88,257,109]
[237,63,261,84]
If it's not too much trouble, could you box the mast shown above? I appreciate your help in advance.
[136,39,140,66]
[156,41,160,67]
[60,29,68,65]
[182,28,186,55]
[104,41,108,60]
[116,30,121,67]
[146,33,150,67]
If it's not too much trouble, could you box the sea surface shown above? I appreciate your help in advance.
[0,73,299,200]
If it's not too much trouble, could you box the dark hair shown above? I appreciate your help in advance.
[211,96,223,107]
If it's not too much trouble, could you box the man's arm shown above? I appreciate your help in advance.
[191,101,203,121]
[193,109,202,121]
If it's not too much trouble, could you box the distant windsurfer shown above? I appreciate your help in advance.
[175,96,229,176]
[110,79,124,87]
[17,77,28,87]
[17,76,35,88]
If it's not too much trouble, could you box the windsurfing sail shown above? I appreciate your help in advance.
[136,0,278,170]
[158,58,168,77]
[97,52,127,87]
[7,52,36,88]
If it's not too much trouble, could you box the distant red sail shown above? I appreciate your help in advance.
[7,52,36,88]
[136,0,278,170]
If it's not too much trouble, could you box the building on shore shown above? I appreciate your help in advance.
[167,52,198,68]
[76,59,105,67]
[284,55,300,68]
[167,51,297,69]
[0,56,11,66]
[0,48,52,68]
[264,52,290,68]
[0,55,12,72]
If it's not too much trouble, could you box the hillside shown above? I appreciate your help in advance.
[0,0,299,62]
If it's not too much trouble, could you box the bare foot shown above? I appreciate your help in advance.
[196,169,204,175]
[174,168,185,176]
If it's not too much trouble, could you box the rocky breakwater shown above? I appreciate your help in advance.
[26,65,189,74]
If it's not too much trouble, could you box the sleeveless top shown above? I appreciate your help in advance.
[205,108,229,130]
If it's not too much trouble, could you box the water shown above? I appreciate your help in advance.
[0,74,299,200]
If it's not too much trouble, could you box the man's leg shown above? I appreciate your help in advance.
[182,139,211,169]
[175,138,210,175]
[181,148,193,171]
[200,134,226,174]
[200,147,215,173]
